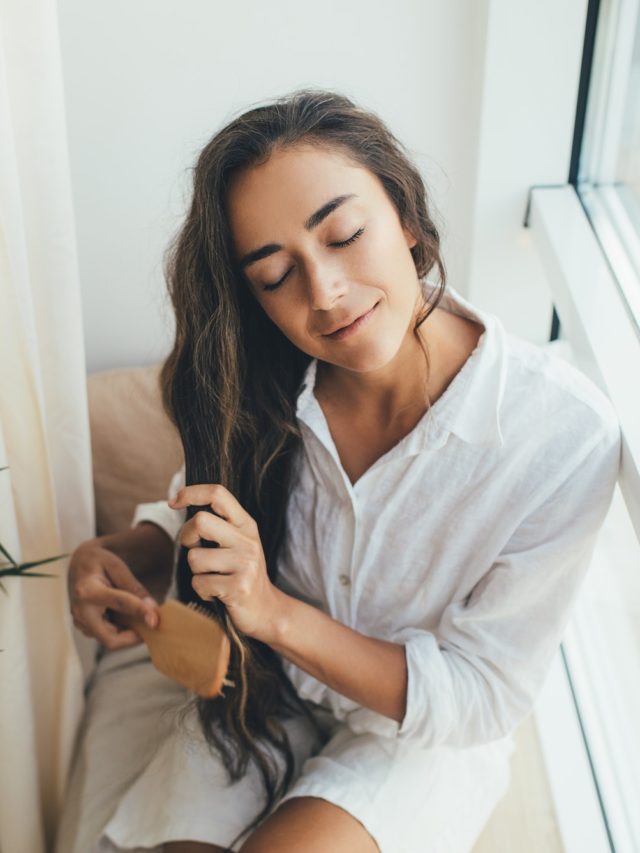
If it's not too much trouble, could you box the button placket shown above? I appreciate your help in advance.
[347,503,360,624]
[322,499,354,625]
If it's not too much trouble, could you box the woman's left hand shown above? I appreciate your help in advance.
[168,483,286,643]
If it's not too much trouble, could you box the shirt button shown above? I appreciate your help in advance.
[339,574,351,586]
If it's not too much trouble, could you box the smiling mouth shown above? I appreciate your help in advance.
[323,300,380,340]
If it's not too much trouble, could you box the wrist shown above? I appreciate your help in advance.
[260,585,293,648]
[99,523,172,562]
[96,524,175,598]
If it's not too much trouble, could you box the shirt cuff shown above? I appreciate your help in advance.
[130,500,186,543]
[396,629,456,746]
[342,627,449,743]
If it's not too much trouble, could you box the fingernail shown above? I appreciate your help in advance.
[142,596,158,628]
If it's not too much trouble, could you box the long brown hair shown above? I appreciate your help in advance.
[160,87,447,847]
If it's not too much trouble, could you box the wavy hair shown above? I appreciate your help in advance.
[159,87,447,847]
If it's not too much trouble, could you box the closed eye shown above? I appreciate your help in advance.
[262,226,366,292]
[329,226,365,248]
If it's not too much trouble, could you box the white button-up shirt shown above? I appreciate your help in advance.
[131,285,621,750]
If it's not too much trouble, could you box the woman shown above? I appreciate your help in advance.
[60,88,621,853]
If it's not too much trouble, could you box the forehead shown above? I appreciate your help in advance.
[226,144,382,247]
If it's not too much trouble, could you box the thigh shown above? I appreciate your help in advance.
[239,795,380,853]
[99,699,330,852]
[271,720,516,853]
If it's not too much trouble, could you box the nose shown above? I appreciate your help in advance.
[305,257,348,312]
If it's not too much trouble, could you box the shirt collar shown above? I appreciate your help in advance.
[295,284,507,451]
[428,284,507,447]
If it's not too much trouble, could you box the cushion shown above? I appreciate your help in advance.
[87,364,183,536]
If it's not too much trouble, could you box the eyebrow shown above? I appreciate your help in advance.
[238,193,358,270]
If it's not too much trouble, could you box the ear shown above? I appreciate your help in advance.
[403,224,418,249]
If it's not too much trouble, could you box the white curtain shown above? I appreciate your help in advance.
[0,1,96,851]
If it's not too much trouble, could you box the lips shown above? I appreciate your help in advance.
[322,303,379,336]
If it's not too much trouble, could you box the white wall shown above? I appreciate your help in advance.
[466,0,588,343]
[57,0,488,373]
[57,0,587,374]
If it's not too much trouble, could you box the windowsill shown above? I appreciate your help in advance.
[528,184,640,541]
[530,185,640,852]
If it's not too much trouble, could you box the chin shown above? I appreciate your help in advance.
[327,342,403,374]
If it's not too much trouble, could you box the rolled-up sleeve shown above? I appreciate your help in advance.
[130,464,187,543]
[393,413,622,749]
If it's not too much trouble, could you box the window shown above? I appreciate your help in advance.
[578,0,640,328]
[529,2,640,850]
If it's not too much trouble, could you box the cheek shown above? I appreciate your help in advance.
[373,220,420,289]
[381,222,413,266]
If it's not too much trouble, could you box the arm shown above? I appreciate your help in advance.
[90,465,187,602]
[69,465,191,649]
[269,592,408,723]
[269,413,621,748]
[395,414,621,748]
[118,464,187,601]
[94,521,175,603]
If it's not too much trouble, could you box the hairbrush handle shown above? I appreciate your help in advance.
[117,600,232,698]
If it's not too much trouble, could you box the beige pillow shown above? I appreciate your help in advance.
[87,364,183,536]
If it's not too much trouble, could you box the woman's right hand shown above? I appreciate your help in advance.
[67,541,160,651]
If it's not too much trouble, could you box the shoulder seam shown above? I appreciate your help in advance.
[505,335,618,428]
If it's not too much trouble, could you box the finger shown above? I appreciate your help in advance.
[191,571,234,604]
[179,510,237,550]
[100,626,142,650]
[83,607,143,650]
[186,546,236,575]
[102,554,156,601]
[169,484,250,528]
[79,576,158,623]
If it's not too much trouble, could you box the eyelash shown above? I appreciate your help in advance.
[262,226,366,292]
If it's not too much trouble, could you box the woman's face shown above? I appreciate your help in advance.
[226,143,421,374]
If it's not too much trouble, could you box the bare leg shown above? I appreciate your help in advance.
[239,796,380,852]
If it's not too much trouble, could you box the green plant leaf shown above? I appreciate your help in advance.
[0,567,56,578]
[0,542,17,567]
[21,571,56,578]
[0,538,67,587]
[18,553,69,569]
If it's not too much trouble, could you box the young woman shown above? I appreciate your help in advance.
[60,89,621,853]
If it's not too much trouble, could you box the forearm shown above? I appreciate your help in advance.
[94,522,175,600]
[267,589,408,724]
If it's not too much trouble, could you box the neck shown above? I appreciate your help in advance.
[315,314,440,426]
[314,301,484,427]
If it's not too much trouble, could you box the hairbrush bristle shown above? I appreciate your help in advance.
[187,601,212,617]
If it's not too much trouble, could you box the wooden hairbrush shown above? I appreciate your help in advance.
[117,599,234,698]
